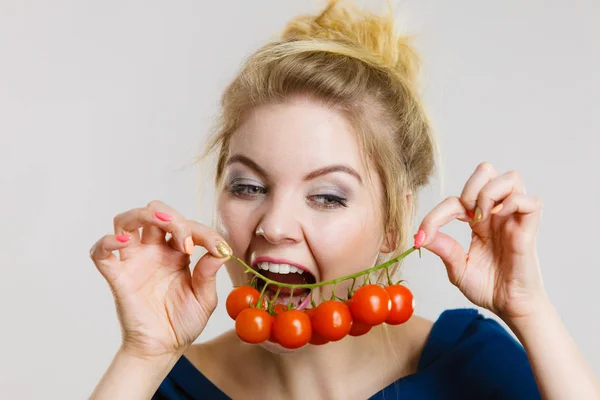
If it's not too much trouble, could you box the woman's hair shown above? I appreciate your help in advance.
[201,0,439,278]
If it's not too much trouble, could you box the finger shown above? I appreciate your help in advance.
[89,234,131,276]
[422,231,468,287]
[113,204,191,255]
[416,196,470,248]
[188,220,232,259]
[141,224,166,244]
[190,252,227,314]
[475,170,526,224]
[460,162,498,214]
[494,193,542,218]
[141,201,186,245]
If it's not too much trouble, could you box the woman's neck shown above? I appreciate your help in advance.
[249,317,433,399]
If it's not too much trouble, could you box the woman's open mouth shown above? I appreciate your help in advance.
[251,261,317,310]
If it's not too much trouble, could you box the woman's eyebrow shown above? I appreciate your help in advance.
[303,165,363,185]
[226,154,363,184]
[226,154,269,178]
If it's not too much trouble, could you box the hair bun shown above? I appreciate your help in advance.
[281,0,421,86]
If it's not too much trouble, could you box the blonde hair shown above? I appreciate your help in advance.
[201,0,439,279]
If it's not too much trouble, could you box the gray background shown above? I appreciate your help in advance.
[1,0,598,398]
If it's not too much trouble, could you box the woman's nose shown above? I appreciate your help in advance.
[255,196,303,245]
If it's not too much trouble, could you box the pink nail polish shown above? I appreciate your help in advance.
[155,211,173,222]
[414,230,426,248]
[116,234,130,243]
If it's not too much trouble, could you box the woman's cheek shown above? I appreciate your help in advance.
[313,215,379,279]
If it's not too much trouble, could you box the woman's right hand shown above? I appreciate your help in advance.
[89,200,231,360]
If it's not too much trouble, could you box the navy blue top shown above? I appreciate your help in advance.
[153,308,541,399]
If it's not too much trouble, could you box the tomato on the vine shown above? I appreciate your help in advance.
[272,303,288,316]
[385,284,414,325]
[347,284,390,325]
[348,320,372,336]
[235,308,272,344]
[304,307,329,345]
[272,310,312,349]
[311,300,352,341]
[226,286,260,320]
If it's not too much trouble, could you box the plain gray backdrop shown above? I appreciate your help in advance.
[1,0,599,398]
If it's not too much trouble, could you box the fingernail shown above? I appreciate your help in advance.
[413,230,426,249]
[466,209,475,219]
[116,234,130,243]
[216,241,232,258]
[491,203,504,214]
[155,211,173,222]
[473,207,483,223]
[184,236,194,255]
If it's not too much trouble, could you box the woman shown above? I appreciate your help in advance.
[89,1,599,399]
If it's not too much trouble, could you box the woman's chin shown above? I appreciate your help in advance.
[259,340,307,354]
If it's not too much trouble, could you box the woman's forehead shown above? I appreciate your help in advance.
[228,99,366,174]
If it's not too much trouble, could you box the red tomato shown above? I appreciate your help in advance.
[385,285,414,325]
[312,300,352,341]
[226,286,260,320]
[304,308,329,345]
[272,310,312,349]
[348,320,372,336]
[235,308,271,344]
[347,284,390,325]
[272,304,288,316]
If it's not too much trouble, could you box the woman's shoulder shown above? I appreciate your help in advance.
[401,308,542,399]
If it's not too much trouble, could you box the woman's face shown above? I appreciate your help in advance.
[216,96,391,312]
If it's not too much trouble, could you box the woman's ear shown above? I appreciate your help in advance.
[379,232,396,254]
[379,190,412,254]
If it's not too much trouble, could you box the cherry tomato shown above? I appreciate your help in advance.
[272,304,288,316]
[304,308,329,345]
[385,284,414,325]
[347,284,390,325]
[226,286,260,320]
[348,320,372,336]
[272,310,312,349]
[311,300,352,341]
[235,308,271,344]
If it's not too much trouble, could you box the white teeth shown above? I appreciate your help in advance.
[279,264,290,274]
[268,263,280,273]
[256,262,306,275]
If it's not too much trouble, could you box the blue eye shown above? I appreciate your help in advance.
[310,194,348,209]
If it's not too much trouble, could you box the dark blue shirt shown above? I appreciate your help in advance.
[153,308,541,399]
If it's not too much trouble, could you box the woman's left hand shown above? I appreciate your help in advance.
[415,162,546,321]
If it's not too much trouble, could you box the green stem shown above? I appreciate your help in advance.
[231,246,417,291]
[267,287,281,313]
[256,280,268,307]
[287,287,295,310]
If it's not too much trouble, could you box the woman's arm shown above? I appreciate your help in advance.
[505,298,600,399]
[88,201,231,399]
[90,347,181,400]
[415,162,599,399]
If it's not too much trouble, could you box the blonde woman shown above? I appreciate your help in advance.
[89,2,599,399]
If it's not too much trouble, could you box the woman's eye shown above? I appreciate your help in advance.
[310,194,348,209]
[229,184,266,197]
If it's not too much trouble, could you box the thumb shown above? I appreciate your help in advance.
[423,231,468,286]
[191,252,228,312]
